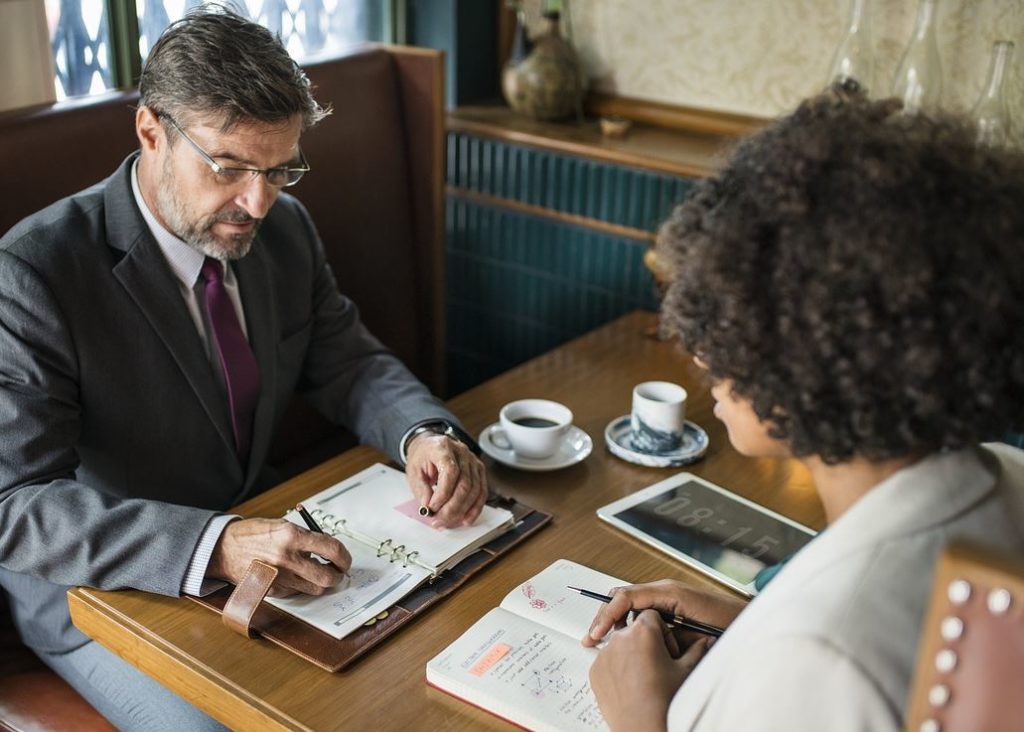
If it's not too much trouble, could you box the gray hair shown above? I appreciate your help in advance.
[139,3,329,133]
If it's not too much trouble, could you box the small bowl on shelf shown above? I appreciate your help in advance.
[599,116,633,138]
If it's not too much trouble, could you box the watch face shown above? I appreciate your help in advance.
[598,474,816,594]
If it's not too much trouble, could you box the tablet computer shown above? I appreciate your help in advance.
[597,472,816,597]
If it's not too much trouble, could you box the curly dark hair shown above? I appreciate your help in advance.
[658,85,1024,464]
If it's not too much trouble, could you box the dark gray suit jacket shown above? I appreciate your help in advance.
[0,155,457,653]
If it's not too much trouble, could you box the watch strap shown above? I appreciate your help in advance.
[400,418,482,465]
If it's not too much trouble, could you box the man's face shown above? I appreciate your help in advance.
[155,114,303,260]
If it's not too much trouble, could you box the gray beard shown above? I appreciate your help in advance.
[156,160,260,261]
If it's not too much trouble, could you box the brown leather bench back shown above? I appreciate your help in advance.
[0,44,446,730]
[0,44,445,472]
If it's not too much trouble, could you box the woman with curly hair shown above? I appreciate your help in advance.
[582,85,1024,731]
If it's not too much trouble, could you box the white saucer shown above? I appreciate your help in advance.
[604,415,709,467]
[478,423,593,471]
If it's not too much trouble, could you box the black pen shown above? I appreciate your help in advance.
[567,586,724,638]
[296,503,324,533]
[296,504,338,567]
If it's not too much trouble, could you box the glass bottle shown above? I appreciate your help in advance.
[971,41,1015,147]
[826,0,873,93]
[891,0,942,113]
[506,0,533,67]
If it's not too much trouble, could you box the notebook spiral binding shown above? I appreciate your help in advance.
[311,508,440,578]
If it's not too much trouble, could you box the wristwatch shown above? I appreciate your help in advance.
[399,419,482,465]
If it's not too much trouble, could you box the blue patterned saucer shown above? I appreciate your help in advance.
[604,415,709,467]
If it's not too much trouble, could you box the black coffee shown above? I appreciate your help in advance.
[512,417,559,428]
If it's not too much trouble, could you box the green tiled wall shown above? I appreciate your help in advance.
[446,132,695,395]
[447,133,693,231]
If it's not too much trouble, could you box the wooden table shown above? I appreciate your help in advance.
[68,311,824,731]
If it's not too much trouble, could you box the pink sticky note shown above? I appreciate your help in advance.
[394,498,439,527]
[470,643,512,676]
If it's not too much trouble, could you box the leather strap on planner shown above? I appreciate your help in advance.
[222,559,278,638]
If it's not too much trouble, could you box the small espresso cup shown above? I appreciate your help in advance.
[630,381,687,454]
[491,399,573,460]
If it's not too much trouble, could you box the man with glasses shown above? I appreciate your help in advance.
[0,7,486,729]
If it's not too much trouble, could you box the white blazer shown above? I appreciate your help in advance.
[668,444,1024,731]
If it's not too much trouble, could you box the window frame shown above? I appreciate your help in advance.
[85,0,404,94]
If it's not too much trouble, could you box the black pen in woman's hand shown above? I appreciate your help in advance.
[296,503,324,533]
[567,586,724,638]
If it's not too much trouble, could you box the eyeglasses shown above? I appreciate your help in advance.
[159,113,310,188]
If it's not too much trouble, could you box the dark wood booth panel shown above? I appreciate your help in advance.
[0,43,445,473]
[0,44,445,729]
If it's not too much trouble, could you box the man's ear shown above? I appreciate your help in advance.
[136,106,163,154]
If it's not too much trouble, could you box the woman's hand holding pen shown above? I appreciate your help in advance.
[589,611,711,732]
[581,579,746,648]
[584,580,745,732]
[207,518,352,598]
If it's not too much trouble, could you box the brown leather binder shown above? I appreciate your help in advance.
[188,495,551,671]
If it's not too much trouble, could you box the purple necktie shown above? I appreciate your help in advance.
[201,257,260,462]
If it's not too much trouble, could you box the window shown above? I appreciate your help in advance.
[45,0,396,102]
[46,0,115,99]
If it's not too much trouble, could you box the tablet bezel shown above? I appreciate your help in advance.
[596,472,817,597]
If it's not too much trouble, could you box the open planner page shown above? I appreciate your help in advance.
[306,464,513,571]
[266,514,432,639]
[499,559,625,642]
[426,607,607,732]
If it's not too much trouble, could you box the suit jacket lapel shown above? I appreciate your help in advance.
[104,156,239,464]
[233,238,278,491]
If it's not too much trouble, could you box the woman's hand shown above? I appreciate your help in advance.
[582,579,746,647]
[590,610,713,732]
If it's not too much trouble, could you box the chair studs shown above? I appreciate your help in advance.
[987,587,1012,615]
[928,683,951,706]
[940,616,964,641]
[947,579,971,605]
[935,648,957,673]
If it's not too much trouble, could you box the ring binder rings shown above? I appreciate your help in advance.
[189,464,552,671]
[314,510,442,578]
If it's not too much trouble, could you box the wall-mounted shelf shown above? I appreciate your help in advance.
[447,104,741,179]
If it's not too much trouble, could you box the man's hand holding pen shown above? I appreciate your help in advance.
[404,432,488,529]
[207,516,351,599]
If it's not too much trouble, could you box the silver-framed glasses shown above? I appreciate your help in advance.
[159,113,310,188]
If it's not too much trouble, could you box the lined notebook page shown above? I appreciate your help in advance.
[499,559,625,641]
[426,608,607,732]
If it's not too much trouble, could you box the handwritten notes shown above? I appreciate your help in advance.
[427,560,626,731]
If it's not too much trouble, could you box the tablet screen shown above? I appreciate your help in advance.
[607,478,815,589]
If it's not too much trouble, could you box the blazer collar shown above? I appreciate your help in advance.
[105,154,278,486]
[781,447,996,582]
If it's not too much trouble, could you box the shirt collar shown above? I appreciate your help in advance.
[130,158,210,288]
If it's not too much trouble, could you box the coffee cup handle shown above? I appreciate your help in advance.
[490,427,513,451]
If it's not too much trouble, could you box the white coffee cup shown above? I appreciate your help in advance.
[630,381,687,454]
[491,399,573,459]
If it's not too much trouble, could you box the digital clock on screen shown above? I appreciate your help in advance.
[597,473,816,596]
